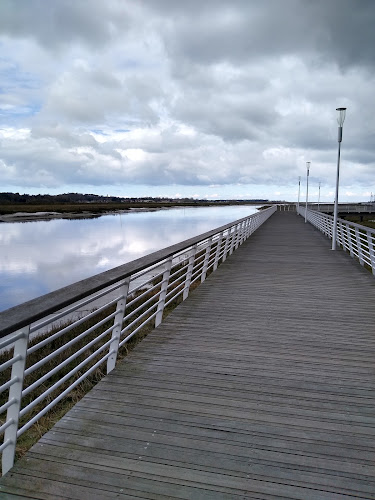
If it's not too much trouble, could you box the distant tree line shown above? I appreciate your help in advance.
[0,192,269,205]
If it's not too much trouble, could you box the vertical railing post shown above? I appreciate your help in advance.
[235,222,243,249]
[229,224,238,255]
[201,237,213,283]
[367,231,375,275]
[155,257,173,327]
[2,326,29,476]
[183,244,197,300]
[355,228,364,266]
[347,224,354,257]
[222,228,231,263]
[107,278,130,374]
[213,232,223,271]
[239,220,247,245]
[244,217,251,239]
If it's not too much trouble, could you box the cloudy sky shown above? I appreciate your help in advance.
[0,0,374,202]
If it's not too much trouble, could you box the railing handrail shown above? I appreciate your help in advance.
[0,210,271,338]
[301,207,375,234]
[298,205,375,276]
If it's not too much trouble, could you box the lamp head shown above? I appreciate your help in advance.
[306,161,310,175]
[336,107,347,127]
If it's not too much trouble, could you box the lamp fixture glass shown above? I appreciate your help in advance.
[336,107,347,127]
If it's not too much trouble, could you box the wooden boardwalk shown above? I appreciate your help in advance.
[1,212,375,499]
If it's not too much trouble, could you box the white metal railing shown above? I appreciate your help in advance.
[297,206,375,275]
[0,206,276,475]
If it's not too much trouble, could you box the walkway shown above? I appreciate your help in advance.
[1,212,375,499]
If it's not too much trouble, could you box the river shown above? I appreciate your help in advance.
[0,205,260,312]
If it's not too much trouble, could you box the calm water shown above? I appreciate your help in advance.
[0,205,259,312]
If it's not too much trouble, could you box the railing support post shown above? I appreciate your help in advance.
[213,232,223,271]
[107,278,130,374]
[222,229,231,263]
[229,224,238,255]
[183,244,197,300]
[2,326,29,476]
[367,232,375,275]
[155,257,173,327]
[238,221,246,246]
[355,228,364,266]
[347,225,354,257]
[235,222,243,249]
[201,238,213,283]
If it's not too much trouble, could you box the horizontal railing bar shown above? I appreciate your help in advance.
[28,297,120,355]
[0,355,22,373]
[121,303,158,334]
[17,350,113,437]
[0,210,269,338]
[119,311,158,347]
[0,418,14,436]
[0,440,12,454]
[0,377,19,396]
[169,263,189,280]
[0,331,27,351]
[164,287,185,308]
[25,310,118,376]
[167,271,189,291]
[20,336,116,418]
[30,282,125,334]
[165,281,185,301]
[0,398,17,416]
[126,281,161,309]
[128,267,165,296]
[22,324,117,397]
[122,292,160,324]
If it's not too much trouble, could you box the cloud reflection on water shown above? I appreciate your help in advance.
[0,206,258,311]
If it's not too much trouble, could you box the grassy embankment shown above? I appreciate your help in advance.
[0,250,211,465]
[342,214,375,230]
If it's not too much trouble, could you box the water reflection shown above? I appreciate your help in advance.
[0,206,259,311]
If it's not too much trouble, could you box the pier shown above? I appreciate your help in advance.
[1,209,375,498]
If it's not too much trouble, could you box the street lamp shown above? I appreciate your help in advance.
[305,162,310,223]
[318,181,321,211]
[297,176,301,214]
[332,107,347,250]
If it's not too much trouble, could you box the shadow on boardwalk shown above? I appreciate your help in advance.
[1,212,375,499]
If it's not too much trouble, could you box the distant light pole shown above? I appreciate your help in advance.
[332,107,347,250]
[297,176,301,214]
[305,162,310,223]
[318,181,321,211]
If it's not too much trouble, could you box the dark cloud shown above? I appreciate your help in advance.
[0,0,130,49]
[145,0,375,69]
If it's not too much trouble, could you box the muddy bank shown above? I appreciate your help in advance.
[0,207,168,223]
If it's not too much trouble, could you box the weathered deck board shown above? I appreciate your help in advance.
[1,211,375,499]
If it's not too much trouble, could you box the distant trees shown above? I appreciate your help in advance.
[0,192,269,205]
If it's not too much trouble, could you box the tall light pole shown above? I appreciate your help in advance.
[297,176,301,214]
[332,107,347,250]
[318,181,321,211]
[305,162,310,223]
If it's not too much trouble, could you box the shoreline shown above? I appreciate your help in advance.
[0,206,176,223]
[0,203,264,223]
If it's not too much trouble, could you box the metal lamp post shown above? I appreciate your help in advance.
[332,107,347,250]
[297,176,301,214]
[305,162,310,223]
[318,181,321,211]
